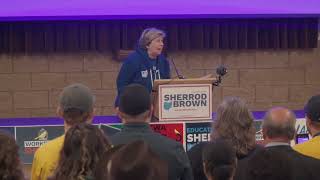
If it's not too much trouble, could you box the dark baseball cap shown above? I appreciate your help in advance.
[59,83,95,112]
[304,95,320,123]
[119,84,151,116]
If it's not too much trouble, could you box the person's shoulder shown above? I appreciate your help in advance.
[293,142,307,153]
[151,132,183,148]
[248,144,264,155]
[35,135,64,156]
[32,135,64,179]
[109,131,130,144]
[294,137,320,159]
[124,50,143,63]
[291,149,320,170]
[293,138,315,151]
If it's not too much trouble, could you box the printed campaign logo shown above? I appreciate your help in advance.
[163,101,173,110]
[141,70,148,78]
[16,126,64,164]
[185,122,211,151]
[23,128,49,155]
[151,123,184,144]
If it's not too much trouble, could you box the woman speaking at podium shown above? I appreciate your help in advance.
[115,28,171,106]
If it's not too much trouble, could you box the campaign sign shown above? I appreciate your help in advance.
[150,123,184,145]
[16,126,64,164]
[185,122,211,151]
[159,84,212,121]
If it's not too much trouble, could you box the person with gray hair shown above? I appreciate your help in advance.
[255,107,320,180]
[115,27,170,107]
[263,107,296,142]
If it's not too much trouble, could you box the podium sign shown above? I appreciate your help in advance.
[159,84,212,121]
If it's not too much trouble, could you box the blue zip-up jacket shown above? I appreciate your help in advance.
[115,48,170,106]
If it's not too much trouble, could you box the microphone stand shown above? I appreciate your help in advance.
[170,58,184,79]
[213,75,222,86]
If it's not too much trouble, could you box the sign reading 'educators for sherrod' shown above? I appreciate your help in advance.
[159,84,212,121]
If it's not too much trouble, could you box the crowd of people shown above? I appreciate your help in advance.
[1,28,320,180]
[1,82,320,180]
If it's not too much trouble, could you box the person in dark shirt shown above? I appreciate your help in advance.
[111,84,193,180]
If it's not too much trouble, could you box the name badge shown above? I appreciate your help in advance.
[141,70,148,78]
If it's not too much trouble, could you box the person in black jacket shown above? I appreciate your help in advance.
[238,107,320,180]
[111,84,193,180]
[246,148,293,180]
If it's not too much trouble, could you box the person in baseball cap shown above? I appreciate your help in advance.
[118,83,151,118]
[112,84,193,180]
[294,94,320,159]
[59,83,96,126]
[31,83,96,180]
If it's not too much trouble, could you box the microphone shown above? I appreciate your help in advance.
[213,65,227,86]
[170,58,184,79]
[216,65,227,76]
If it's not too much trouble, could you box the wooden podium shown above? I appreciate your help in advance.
[152,77,216,122]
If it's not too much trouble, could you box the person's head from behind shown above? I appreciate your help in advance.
[262,107,296,143]
[212,97,256,157]
[304,95,320,137]
[57,83,95,129]
[202,139,237,180]
[0,131,24,180]
[117,84,152,123]
[51,123,112,180]
[107,140,167,180]
[247,148,293,180]
[94,144,124,180]
[138,27,166,58]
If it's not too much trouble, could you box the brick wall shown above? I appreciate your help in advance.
[0,47,319,118]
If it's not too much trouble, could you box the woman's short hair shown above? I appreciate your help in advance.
[0,131,24,180]
[50,123,112,180]
[138,28,166,49]
[107,140,167,180]
[211,97,256,157]
[202,139,237,180]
